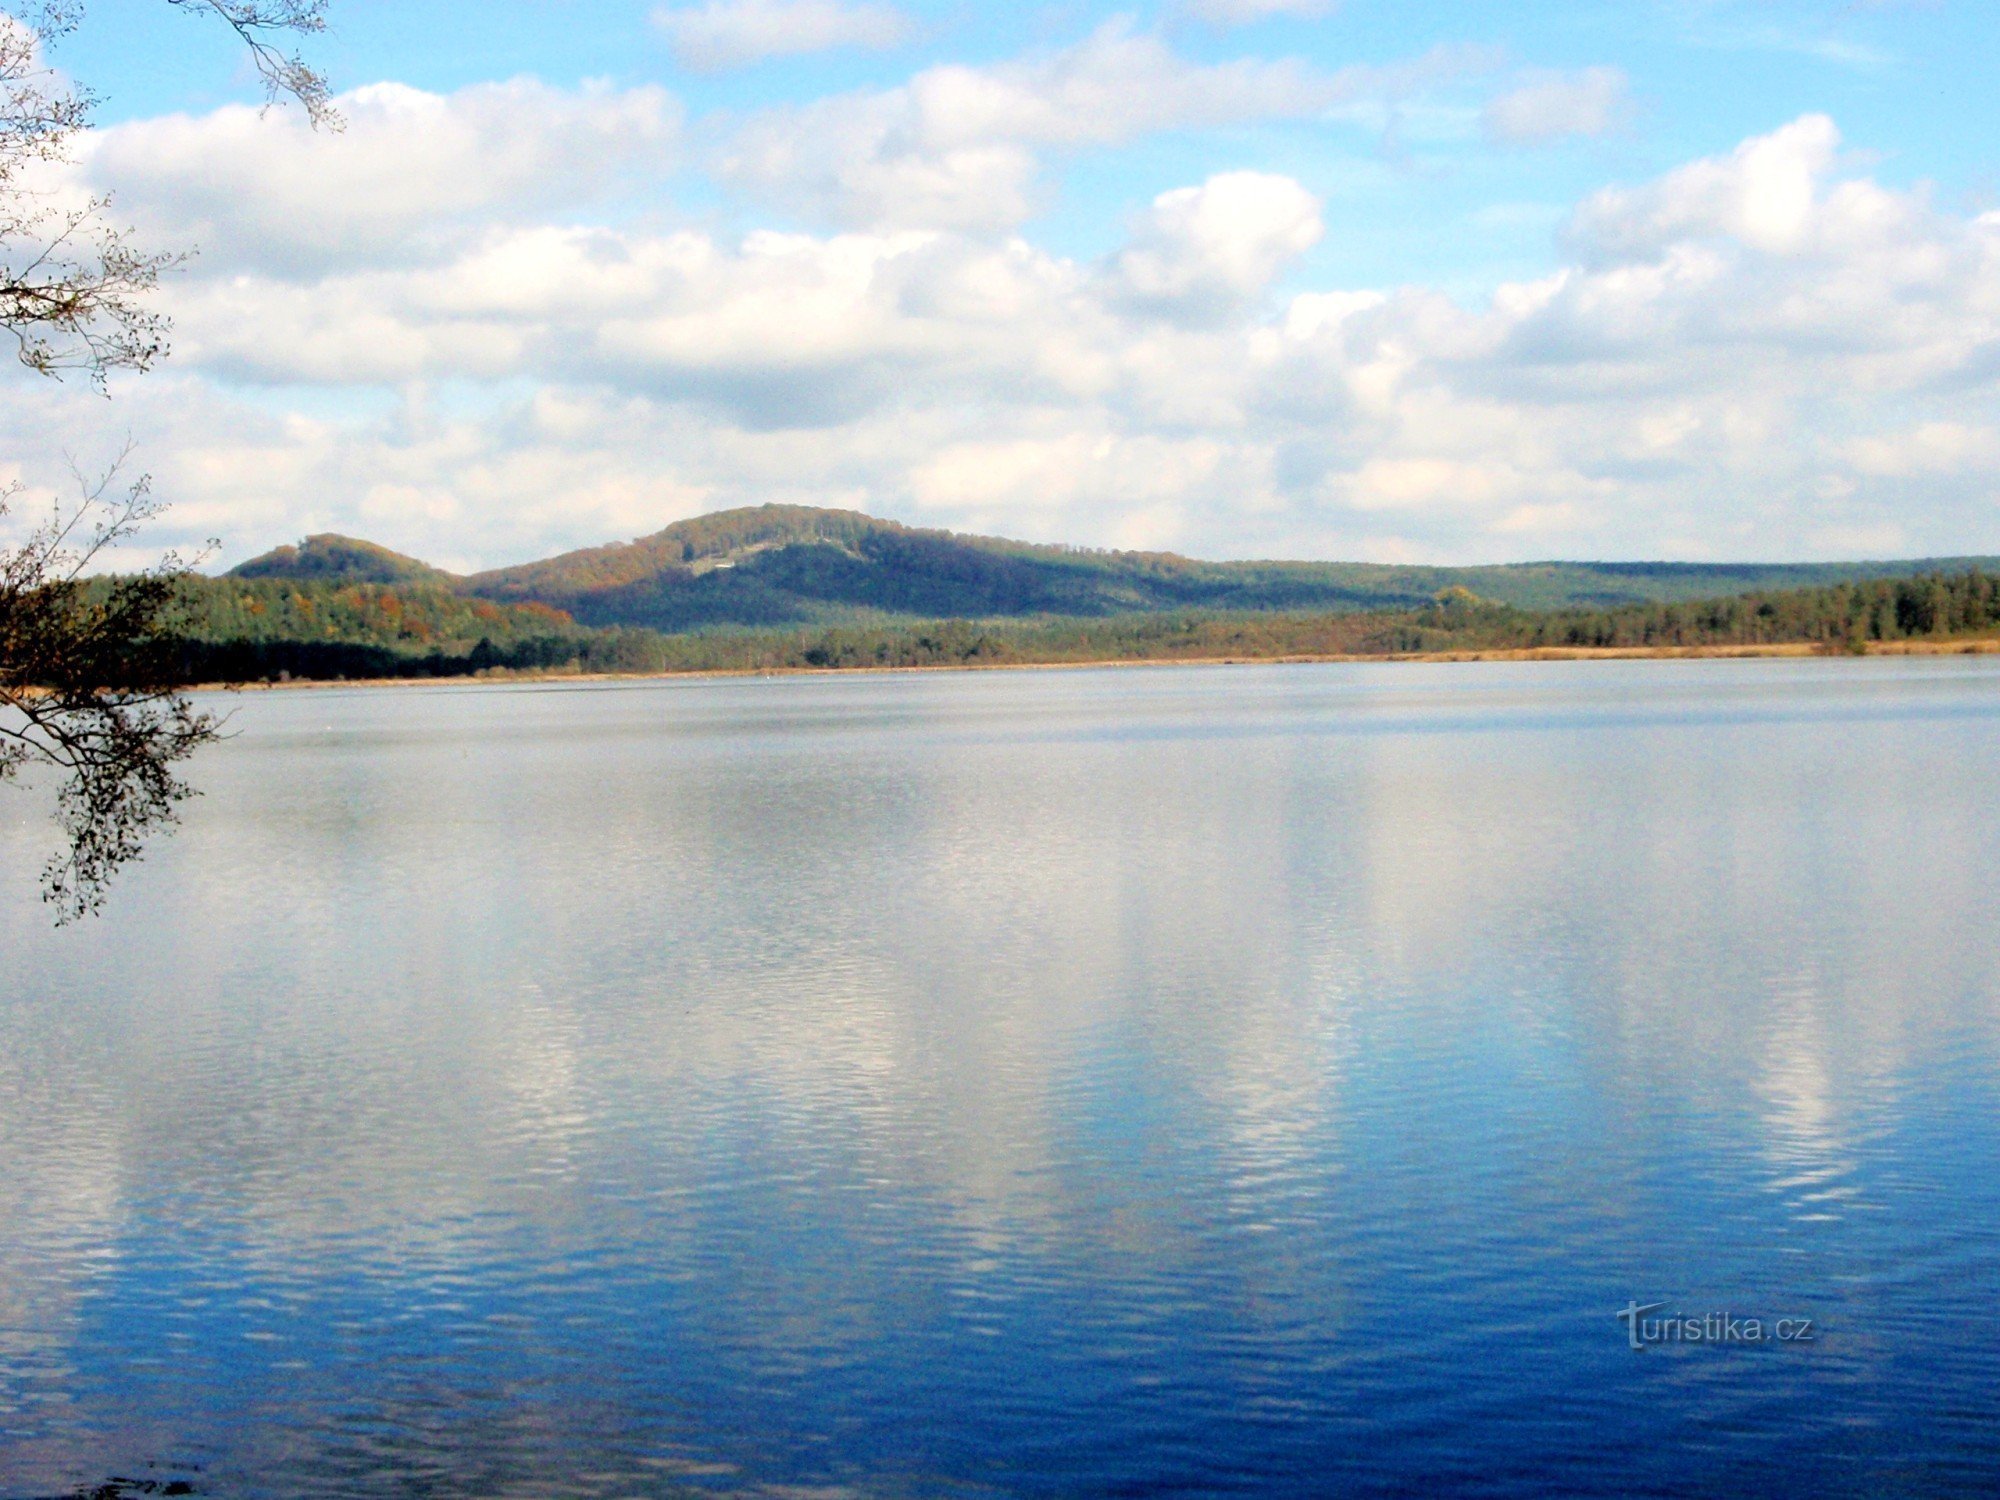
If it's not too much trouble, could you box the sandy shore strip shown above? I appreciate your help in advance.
[192,634,2000,692]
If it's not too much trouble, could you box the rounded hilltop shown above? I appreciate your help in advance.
[228,535,458,588]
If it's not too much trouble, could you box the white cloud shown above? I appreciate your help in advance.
[11,91,2000,571]
[1484,66,1632,145]
[1846,422,2000,476]
[1112,172,1324,317]
[1571,113,1842,257]
[1180,0,1336,25]
[74,79,680,276]
[653,0,912,73]
[716,22,1358,230]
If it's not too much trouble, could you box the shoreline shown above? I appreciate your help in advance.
[195,634,2000,693]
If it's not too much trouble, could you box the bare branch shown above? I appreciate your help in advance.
[164,0,341,129]
[0,200,180,386]
[0,1,336,386]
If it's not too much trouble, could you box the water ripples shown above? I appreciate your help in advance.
[2,660,1999,1496]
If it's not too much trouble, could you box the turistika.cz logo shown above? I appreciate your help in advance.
[1616,1301,1817,1351]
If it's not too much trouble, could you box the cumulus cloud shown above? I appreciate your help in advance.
[73,79,680,276]
[1483,66,1632,145]
[716,22,1353,230]
[10,79,2000,572]
[653,0,912,73]
[1570,113,1841,257]
[160,223,1120,424]
[1180,0,1336,26]
[1111,172,1324,317]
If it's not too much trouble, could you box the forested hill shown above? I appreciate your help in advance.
[159,576,592,681]
[229,534,453,587]
[226,505,2000,631]
[159,569,2000,682]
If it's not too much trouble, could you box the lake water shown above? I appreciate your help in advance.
[4,659,2000,1498]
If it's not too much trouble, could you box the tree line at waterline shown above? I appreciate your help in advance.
[153,568,2000,681]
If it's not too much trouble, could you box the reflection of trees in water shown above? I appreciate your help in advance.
[39,1478,195,1499]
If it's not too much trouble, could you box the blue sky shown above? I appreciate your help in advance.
[11,0,2000,567]
[77,0,1993,289]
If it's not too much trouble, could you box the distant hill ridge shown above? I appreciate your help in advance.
[226,504,2000,632]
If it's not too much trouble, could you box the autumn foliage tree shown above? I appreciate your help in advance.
[1,1,332,918]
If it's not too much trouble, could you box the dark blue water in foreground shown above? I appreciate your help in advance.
[4,659,2000,1498]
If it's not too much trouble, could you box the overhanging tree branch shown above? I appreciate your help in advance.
[0,0,338,387]
[163,0,338,129]
[0,450,220,921]
[0,1,332,916]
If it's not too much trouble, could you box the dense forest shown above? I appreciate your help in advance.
[114,576,591,681]
[228,506,2000,631]
[230,536,454,587]
[149,569,2000,682]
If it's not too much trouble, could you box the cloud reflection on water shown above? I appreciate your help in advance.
[3,660,2000,1496]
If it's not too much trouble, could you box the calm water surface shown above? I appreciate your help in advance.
[3,659,2000,1498]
